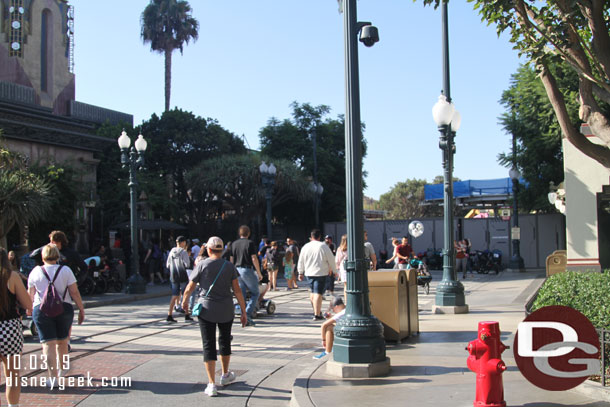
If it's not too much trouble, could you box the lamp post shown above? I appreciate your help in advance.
[259,161,276,239]
[118,130,148,294]
[432,0,468,314]
[331,0,388,376]
[311,182,324,227]
[508,165,525,272]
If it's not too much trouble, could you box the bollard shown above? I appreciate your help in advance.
[466,321,509,407]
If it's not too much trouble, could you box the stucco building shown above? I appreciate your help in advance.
[563,124,610,272]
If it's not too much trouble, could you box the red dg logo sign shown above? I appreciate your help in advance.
[514,305,601,391]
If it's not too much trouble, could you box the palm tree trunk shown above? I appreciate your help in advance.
[164,48,172,111]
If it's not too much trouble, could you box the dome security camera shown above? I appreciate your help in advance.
[359,25,379,47]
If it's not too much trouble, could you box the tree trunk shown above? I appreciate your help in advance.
[164,48,172,112]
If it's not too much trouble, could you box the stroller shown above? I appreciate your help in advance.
[234,292,276,317]
[410,258,432,295]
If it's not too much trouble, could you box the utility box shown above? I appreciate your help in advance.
[404,268,419,335]
[546,250,567,277]
[368,270,410,341]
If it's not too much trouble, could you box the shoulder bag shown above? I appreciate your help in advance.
[192,260,228,317]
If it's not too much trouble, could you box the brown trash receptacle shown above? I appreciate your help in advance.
[404,268,419,335]
[546,250,567,277]
[368,270,409,341]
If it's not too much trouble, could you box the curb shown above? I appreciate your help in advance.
[82,289,171,309]
[570,380,610,403]
[290,357,327,407]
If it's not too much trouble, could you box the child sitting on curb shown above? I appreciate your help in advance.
[313,297,346,359]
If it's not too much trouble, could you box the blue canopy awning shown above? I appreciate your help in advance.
[424,177,525,201]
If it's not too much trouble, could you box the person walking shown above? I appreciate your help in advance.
[28,244,85,389]
[229,225,262,326]
[324,235,337,296]
[166,236,191,323]
[144,237,165,285]
[265,241,282,291]
[297,229,335,320]
[181,237,247,397]
[334,234,348,299]
[283,250,295,290]
[396,237,413,270]
[1,248,32,406]
[363,230,377,271]
[286,237,300,288]
[455,240,468,279]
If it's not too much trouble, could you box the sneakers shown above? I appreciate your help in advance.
[47,377,56,389]
[204,383,218,397]
[185,314,193,322]
[313,351,328,360]
[174,306,185,314]
[245,319,256,327]
[312,314,324,321]
[166,315,177,323]
[220,371,236,386]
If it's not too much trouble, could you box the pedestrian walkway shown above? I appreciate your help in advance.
[292,270,610,407]
[2,272,608,406]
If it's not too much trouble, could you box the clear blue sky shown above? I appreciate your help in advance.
[70,0,522,200]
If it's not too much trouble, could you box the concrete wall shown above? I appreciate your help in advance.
[563,134,610,271]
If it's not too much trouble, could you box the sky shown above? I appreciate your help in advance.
[69,0,523,200]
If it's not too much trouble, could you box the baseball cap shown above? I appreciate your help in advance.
[325,235,332,239]
[206,236,224,251]
[192,238,200,244]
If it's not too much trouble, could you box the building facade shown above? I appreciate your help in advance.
[0,0,132,253]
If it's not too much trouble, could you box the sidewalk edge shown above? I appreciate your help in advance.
[290,359,327,407]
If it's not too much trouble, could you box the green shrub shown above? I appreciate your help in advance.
[532,270,610,329]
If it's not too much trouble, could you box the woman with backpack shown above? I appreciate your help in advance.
[28,244,85,388]
[1,248,32,405]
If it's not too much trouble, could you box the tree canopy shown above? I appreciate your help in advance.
[445,0,610,168]
[141,0,199,111]
[259,102,367,223]
[0,140,52,247]
[498,63,574,212]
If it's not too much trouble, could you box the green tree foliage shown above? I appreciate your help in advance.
[95,111,246,229]
[141,0,199,111]
[437,0,610,168]
[379,177,446,220]
[27,165,80,248]
[186,155,312,225]
[0,141,51,247]
[259,102,367,223]
[498,63,579,212]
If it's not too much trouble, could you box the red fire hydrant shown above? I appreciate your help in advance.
[466,321,509,407]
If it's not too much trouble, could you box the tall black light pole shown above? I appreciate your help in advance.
[432,1,468,313]
[508,135,525,271]
[118,130,148,294]
[259,161,277,239]
[331,0,388,375]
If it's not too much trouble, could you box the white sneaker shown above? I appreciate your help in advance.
[220,371,236,386]
[47,377,56,389]
[204,383,218,397]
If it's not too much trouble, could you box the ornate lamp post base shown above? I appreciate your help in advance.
[125,273,147,294]
[433,279,468,314]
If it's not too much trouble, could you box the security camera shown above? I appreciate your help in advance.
[359,25,379,47]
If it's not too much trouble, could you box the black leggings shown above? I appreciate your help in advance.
[198,317,233,361]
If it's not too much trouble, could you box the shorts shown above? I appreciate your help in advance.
[308,276,327,295]
[32,303,74,343]
[171,281,187,296]
[0,318,23,355]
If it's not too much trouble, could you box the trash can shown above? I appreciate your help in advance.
[404,268,419,335]
[368,269,409,341]
[546,250,567,277]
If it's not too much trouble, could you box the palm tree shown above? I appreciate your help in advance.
[0,144,52,248]
[141,0,199,111]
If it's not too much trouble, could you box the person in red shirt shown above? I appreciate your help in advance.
[396,237,413,270]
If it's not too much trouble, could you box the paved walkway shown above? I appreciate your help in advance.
[2,271,608,406]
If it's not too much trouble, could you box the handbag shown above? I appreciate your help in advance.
[192,260,228,317]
